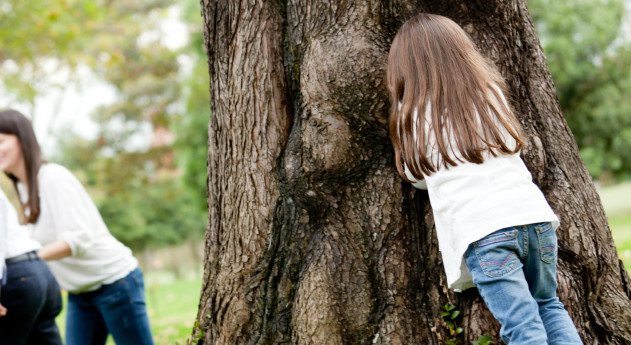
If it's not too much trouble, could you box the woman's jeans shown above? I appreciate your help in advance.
[0,255,63,345]
[66,267,154,345]
[464,222,583,345]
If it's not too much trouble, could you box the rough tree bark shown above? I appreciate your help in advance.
[196,1,631,344]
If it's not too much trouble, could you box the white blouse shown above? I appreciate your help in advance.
[401,92,559,291]
[406,152,559,291]
[19,163,137,293]
[1,189,41,281]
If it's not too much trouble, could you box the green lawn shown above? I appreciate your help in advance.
[145,276,202,343]
[608,213,631,271]
[55,272,202,345]
[601,182,631,272]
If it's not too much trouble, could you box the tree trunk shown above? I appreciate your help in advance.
[196,1,631,344]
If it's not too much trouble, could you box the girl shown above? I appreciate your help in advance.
[0,188,62,345]
[386,14,582,344]
[0,109,154,345]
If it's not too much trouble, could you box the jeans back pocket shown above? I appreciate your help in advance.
[473,229,520,278]
[535,223,557,264]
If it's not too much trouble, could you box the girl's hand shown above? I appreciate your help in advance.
[0,288,6,316]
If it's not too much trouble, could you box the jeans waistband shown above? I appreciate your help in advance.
[71,267,139,297]
[6,250,39,265]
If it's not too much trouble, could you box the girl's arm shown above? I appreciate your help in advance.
[38,240,72,261]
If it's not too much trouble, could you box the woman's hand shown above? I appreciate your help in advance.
[38,240,72,261]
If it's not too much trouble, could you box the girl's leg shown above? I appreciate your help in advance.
[464,227,547,345]
[0,260,46,345]
[93,267,154,345]
[524,223,582,345]
[25,259,63,345]
[66,293,109,345]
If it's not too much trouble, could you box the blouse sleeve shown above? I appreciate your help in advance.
[40,167,98,257]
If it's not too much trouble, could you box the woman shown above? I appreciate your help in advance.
[0,109,154,345]
[0,188,62,345]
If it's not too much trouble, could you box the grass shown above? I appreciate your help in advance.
[608,213,631,271]
[599,182,631,218]
[146,276,202,343]
[55,270,202,345]
[601,182,631,272]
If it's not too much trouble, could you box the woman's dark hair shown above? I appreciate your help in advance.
[0,109,44,224]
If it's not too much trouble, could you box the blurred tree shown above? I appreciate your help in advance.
[83,0,210,251]
[97,179,204,250]
[11,0,211,251]
[2,0,207,251]
[1,1,168,109]
[172,0,209,215]
[0,0,103,106]
[529,0,631,179]
[54,121,206,251]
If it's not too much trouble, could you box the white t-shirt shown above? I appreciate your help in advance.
[1,189,41,281]
[19,163,137,293]
[401,93,559,291]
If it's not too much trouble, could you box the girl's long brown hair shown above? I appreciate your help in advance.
[387,13,527,181]
[0,109,44,224]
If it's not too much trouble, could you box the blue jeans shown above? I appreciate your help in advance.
[464,222,583,345]
[0,256,63,345]
[66,267,154,345]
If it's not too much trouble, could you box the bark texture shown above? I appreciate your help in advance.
[197,1,631,344]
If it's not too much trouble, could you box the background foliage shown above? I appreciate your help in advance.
[1,0,208,251]
[529,0,631,181]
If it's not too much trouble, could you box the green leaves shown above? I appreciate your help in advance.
[440,303,492,344]
[441,303,464,341]
[0,0,177,107]
[473,334,493,345]
[172,0,209,215]
[42,0,208,252]
[1,0,110,103]
[175,319,205,345]
[530,0,631,180]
